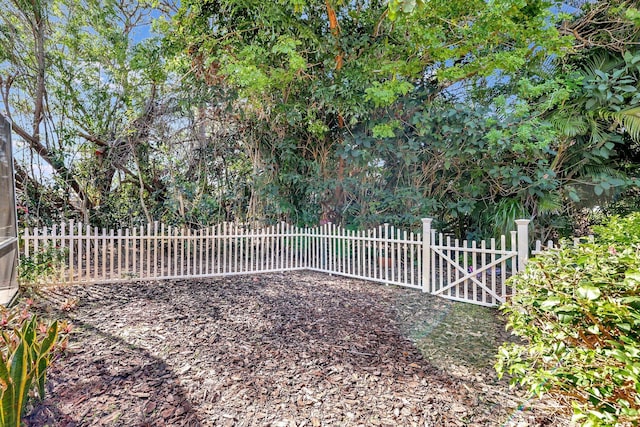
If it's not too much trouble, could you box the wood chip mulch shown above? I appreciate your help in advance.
[24,271,569,426]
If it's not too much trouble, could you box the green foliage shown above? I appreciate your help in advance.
[627,7,640,26]
[2,0,638,242]
[503,49,640,198]
[0,302,70,427]
[480,198,530,237]
[592,213,640,245]
[365,81,414,109]
[338,92,556,236]
[603,106,640,143]
[496,214,640,426]
[18,244,68,285]
[161,0,569,227]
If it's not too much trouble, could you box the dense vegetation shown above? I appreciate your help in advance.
[497,213,640,426]
[1,0,639,240]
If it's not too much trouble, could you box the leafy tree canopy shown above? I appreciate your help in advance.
[164,0,571,128]
[2,0,639,240]
[158,0,576,229]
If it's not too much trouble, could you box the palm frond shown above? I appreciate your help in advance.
[602,106,640,142]
[582,52,624,78]
[551,112,588,137]
[576,163,627,180]
[588,117,609,146]
[536,193,563,215]
[487,198,529,236]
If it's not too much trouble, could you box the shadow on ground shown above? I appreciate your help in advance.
[26,271,567,426]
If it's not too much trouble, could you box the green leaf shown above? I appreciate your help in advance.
[540,298,562,310]
[586,324,600,334]
[9,333,29,427]
[577,285,601,301]
[0,353,16,427]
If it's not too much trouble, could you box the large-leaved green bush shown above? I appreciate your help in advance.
[496,214,640,426]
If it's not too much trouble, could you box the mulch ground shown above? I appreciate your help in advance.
[25,271,569,426]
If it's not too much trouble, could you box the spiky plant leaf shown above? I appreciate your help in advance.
[486,198,529,237]
[587,118,610,147]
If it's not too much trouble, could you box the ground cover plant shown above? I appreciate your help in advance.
[497,213,640,426]
[24,272,568,426]
[0,301,70,427]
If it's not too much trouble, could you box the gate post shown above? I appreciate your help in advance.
[422,218,432,293]
[515,219,530,272]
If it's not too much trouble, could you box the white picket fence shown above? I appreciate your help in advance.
[19,218,534,307]
[532,236,594,255]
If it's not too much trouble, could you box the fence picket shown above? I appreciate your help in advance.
[84,224,93,282]
[100,227,105,281]
[470,240,477,302]
[127,227,131,279]
[133,227,138,279]
[171,226,180,277]
[34,226,39,254]
[452,238,461,301]
[153,222,158,278]
[116,228,121,280]
[351,229,356,276]
[481,240,487,304]
[439,234,445,297]
[109,227,114,280]
[490,238,496,306]
[263,225,267,271]
[445,235,452,299]
[205,227,210,276]
[42,227,49,284]
[221,222,230,273]
[501,235,507,298]
[59,223,66,282]
[510,231,517,273]
[23,228,29,258]
[282,222,290,270]
[68,221,74,282]
[276,225,279,270]
[290,223,295,270]
[76,223,82,282]
[80,224,85,282]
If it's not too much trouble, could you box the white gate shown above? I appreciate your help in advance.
[423,219,530,307]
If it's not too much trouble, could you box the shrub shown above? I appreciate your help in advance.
[19,244,68,286]
[0,301,70,427]
[496,214,640,426]
[592,212,640,245]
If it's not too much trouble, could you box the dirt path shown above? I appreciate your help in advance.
[25,271,568,426]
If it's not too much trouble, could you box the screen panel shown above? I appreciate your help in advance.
[0,113,18,296]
